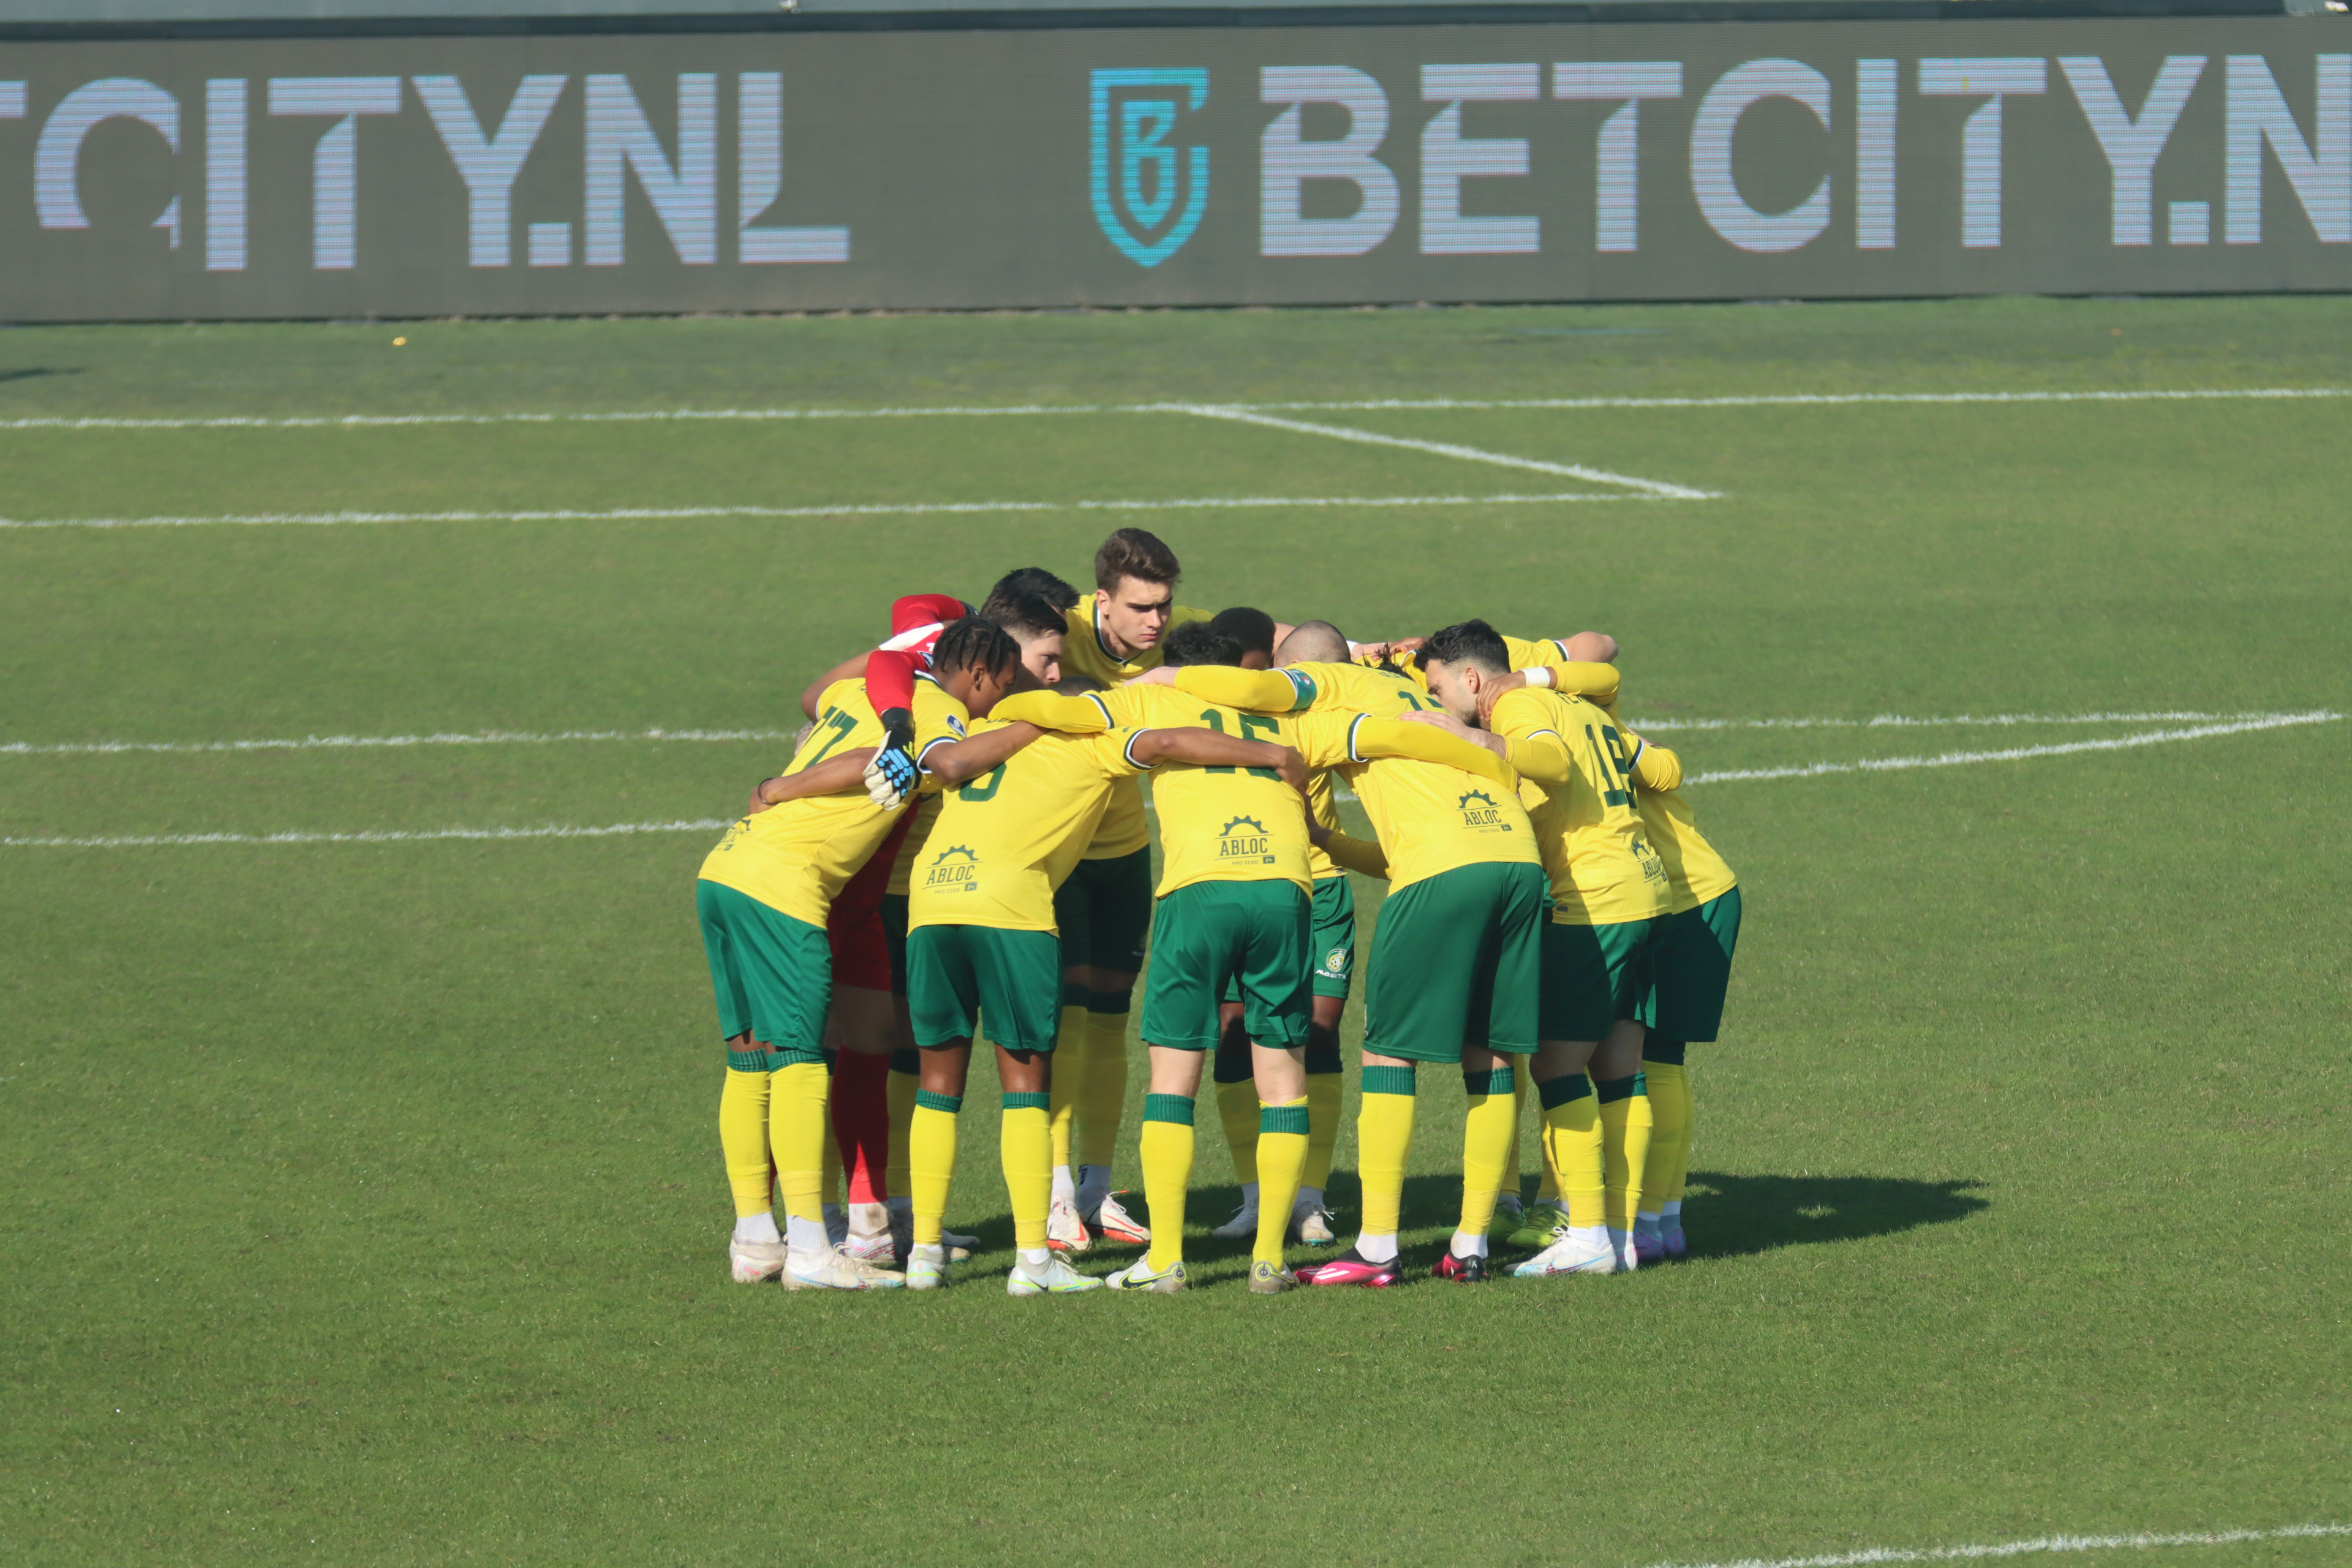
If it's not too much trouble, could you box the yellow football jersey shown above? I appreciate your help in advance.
[1058,595,1216,688]
[1625,738,1738,913]
[907,723,1150,933]
[1084,682,1313,896]
[1490,688,1671,925]
[1286,710,1539,892]
[1368,634,1595,690]
[884,788,942,899]
[699,676,968,928]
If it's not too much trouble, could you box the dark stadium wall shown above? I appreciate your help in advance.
[0,17,2346,318]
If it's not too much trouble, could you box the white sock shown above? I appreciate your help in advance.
[1573,1224,1610,1250]
[1235,1180,1259,1213]
[910,1242,944,1262]
[1076,1164,1112,1212]
[1451,1229,1488,1259]
[1292,1185,1324,1214]
[1051,1164,1077,1204]
[1355,1232,1398,1264]
[785,1215,828,1254]
[733,1212,780,1245]
[1017,1246,1051,1270]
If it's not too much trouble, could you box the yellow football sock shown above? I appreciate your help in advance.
[1596,1072,1653,1232]
[1499,1069,1528,1200]
[719,1056,774,1219]
[1638,1060,1688,1218]
[1668,1063,1695,1204]
[908,1091,961,1247]
[767,1058,832,1227]
[1000,1093,1053,1253]
[1252,1097,1310,1267]
[1139,1095,1196,1272]
[1077,1007,1129,1169]
[884,1054,919,1202]
[1048,1003,1089,1172]
[1213,1076,1259,1188]
[1540,1073,1604,1229]
[1302,1052,1343,1190]
[1355,1064,1417,1238]
[1457,1063,1517,1239]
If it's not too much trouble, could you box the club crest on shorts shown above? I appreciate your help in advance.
[1318,944,1351,978]
[1089,69,1209,268]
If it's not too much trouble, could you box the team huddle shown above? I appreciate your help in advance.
[695,528,1741,1295]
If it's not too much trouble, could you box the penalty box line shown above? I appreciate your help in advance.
[0,491,1652,532]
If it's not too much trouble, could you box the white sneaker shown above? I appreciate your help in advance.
[888,1210,973,1264]
[1091,1190,1150,1245]
[1106,1254,1186,1293]
[1607,1226,1640,1273]
[1511,1227,1618,1278]
[1210,1205,1260,1239]
[729,1237,786,1283]
[904,1242,949,1291]
[1293,1205,1339,1246]
[785,1246,905,1291]
[1008,1254,1104,1295]
[1046,1195,1093,1254]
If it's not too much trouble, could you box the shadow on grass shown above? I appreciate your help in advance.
[0,367,78,384]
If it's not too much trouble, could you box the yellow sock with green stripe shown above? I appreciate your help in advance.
[1596,1072,1653,1234]
[1140,1093,1196,1272]
[908,1088,961,1248]
[720,1053,774,1221]
[1000,1092,1053,1254]
[1455,1062,1516,1255]
[1049,997,1090,1183]
[1077,1000,1130,1172]
[1540,1072,1604,1230]
[1213,1076,1259,1193]
[1354,1063,1416,1262]
[767,1058,834,1251]
[1638,1045,1688,1221]
[1302,1044,1343,1195]
[884,1050,919,1205]
[1251,1097,1310,1267]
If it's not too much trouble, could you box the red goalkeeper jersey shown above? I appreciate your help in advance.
[862,592,967,717]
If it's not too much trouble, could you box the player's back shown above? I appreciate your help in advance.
[1492,688,1670,924]
[699,677,962,925]
[908,723,1143,933]
[1099,682,1313,896]
[1289,709,1539,892]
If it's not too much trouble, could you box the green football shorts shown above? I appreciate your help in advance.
[1220,873,1356,1006]
[1140,880,1313,1052]
[1539,914,1667,1044]
[696,879,832,1064]
[1362,861,1550,1063]
[906,922,1063,1052]
[1055,846,1153,974]
[1640,886,1743,1042]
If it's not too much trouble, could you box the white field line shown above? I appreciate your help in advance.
[0,710,2300,760]
[7,711,2338,849]
[0,491,1640,532]
[0,726,802,758]
[1683,711,2342,785]
[1650,1519,2352,1568]
[0,386,2339,431]
[1,819,733,850]
[1171,402,1718,500]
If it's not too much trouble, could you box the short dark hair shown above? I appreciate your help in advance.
[1422,619,1511,676]
[1208,606,1277,660]
[929,616,1020,682]
[1093,528,1180,592]
[989,567,1080,614]
[1161,622,1246,669]
[1275,620,1349,666]
[977,588,1068,644]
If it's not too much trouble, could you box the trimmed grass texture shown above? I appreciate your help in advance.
[2,296,2348,1567]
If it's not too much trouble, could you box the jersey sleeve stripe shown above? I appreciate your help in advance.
[1085,692,1115,727]
[1281,668,1317,710]
[1346,712,1367,763]
[1123,729,1151,769]
[1549,639,1571,661]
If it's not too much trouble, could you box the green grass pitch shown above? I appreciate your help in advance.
[2,297,2348,1566]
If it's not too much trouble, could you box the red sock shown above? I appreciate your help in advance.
[832,1051,893,1203]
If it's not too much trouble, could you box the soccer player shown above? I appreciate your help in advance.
[1045,530,1215,1252]
[899,682,1296,1294]
[1148,622,1550,1285]
[1415,622,1675,1275]
[699,616,1027,1291]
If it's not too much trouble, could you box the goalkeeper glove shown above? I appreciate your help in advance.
[867,708,921,808]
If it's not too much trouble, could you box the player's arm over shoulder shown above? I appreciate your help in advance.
[988,690,1114,733]
[1627,733,1682,792]
[1169,663,1310,713]
[1351,716,1517,791]
[1485,690,1575,785]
